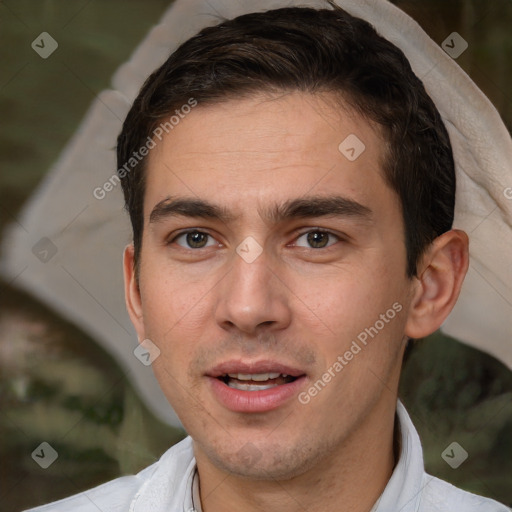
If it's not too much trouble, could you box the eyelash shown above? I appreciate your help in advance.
[168,228,342,250]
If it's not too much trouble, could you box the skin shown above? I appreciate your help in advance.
[124,92,469,512]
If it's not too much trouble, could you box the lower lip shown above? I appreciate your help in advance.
[208,376,307,413]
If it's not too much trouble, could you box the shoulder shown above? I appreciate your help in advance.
[22,472,153,512]
[420,473,510,512]
[23,437,194,512]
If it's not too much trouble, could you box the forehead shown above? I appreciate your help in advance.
[143,92,393,220]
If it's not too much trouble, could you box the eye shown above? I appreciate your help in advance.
[172,230,217,249]
[294,229,340,249]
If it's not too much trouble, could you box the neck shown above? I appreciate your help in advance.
[195,395,399,512]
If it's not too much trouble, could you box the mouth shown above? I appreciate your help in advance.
[206,361,307,413]
[218,372,298,391]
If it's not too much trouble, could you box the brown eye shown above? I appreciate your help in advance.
[307,231,329,248]
[187,232,208,248]
[295,230,339,249]
[174,231,215,249]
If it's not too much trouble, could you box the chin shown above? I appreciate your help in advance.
[198,437,327,482]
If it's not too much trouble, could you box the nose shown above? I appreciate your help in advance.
[214,245,292,335]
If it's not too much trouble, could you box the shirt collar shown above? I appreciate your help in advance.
[373,400,425,512]
[191,468,202,512]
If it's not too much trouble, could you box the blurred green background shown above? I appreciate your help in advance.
[0,1,511,511]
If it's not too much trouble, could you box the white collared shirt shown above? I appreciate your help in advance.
[25,401,509,512]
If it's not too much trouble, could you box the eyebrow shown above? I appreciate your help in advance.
[150,197,237,224]
[149,195,373,225]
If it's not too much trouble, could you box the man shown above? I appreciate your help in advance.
[27,2,510,511]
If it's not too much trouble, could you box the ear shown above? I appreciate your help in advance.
[405,229,469,339]
[123,243,146,341]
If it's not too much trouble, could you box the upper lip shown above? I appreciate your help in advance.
[206,360,306,378]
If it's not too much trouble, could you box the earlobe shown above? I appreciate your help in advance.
[405,229,469,339]
[123,244,145,340]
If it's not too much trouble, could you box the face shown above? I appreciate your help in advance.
[125,92,417,480]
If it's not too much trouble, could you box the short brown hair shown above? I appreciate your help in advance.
[117,5,455,277]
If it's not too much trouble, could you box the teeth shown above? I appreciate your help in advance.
[227,372,282,381]
[227,381,278,391]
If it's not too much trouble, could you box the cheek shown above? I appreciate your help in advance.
[291,260,408,357]
[141,253,208,316]
[138,266,214,356]
[294,263,392,324]
[139,274,211,402]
